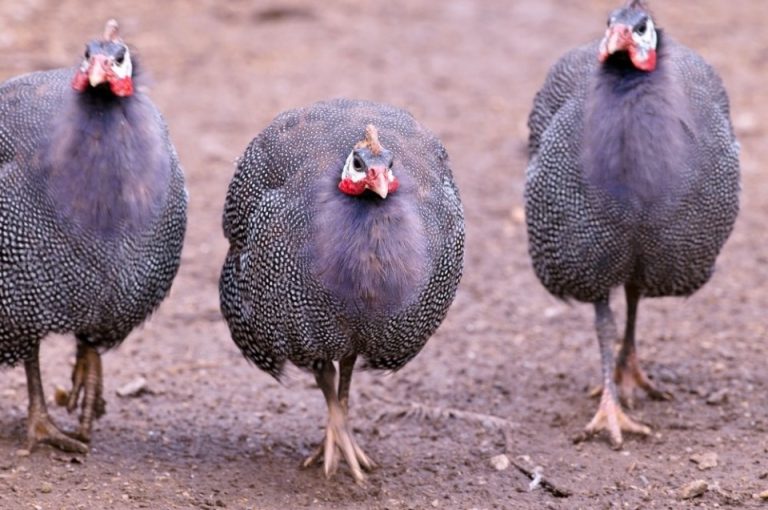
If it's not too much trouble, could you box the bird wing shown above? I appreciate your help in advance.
[222,135,281,248]
[666,41,737,145]
[0,74,35,165]
[527,42,599,160]
[0,69,71,167]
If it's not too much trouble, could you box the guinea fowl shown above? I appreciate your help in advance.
[525,0,739,448]
[220,99,464,482]
[0,20,187,453]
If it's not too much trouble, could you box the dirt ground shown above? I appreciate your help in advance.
[0,0,766,508]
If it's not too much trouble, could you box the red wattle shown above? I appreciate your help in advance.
[630,48,657,72]
[388,177,399,194]
[109,77,134,97]
[339,178,366,196]
[629,50,656,72]
[72,71,89,92]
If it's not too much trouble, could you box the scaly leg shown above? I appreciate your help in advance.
[584,298,651,449]
[615,285,672,408]
[302,358,374,483]
[337,355,375,471]
[64,340,106,443]
[338,355,355,415]
[24,347,88,453]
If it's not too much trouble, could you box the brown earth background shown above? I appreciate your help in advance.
[0,1,767,509]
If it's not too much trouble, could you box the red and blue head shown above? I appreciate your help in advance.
[72,19,134,97]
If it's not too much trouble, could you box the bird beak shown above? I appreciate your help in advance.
[599,24,633,62]
[88,55,110,87]
[366,167,390,199]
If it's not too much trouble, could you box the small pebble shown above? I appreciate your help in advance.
[756,489,768,500]
[690,452,718,470]
[116,377,150,398]
[40,481,53,494]
[489,454,510,471]
[706,389,728,405]
[680,479,708,499]
[15,449,30,458]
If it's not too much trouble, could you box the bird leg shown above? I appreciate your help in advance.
[337,355,376,472]
[302,357,374,483]
[64,341,106,443]
[24,349,88,453]
[615,285,672,408]
[584,299,651,449]
[338,355,356,416]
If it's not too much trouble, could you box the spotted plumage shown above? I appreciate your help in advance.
[524,1,739,447]
[220,98,464,481]
[0,20,187,452]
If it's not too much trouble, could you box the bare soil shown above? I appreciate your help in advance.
[0,1,766,508]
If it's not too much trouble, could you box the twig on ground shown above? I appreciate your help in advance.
[509,456,572,498]
[370,394,571,498]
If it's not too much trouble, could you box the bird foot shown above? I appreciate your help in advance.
[582,386,651,449]
[302,409,375,483]
[616,354,673,409]
[587,364,672,409]
[26,410,88,454]
[58,345,106,443]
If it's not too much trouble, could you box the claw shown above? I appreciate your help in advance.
[27,411,89,454]
[302,402,375,483]
[584,386,651,449]
[59,344,106,443]
[588,362,673,409]
[24,354,88,454]
[304,360,375,483]
[616,353,673,409]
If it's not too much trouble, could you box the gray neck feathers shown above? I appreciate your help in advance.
[310,167,427,316]
[582,41,693,209]
[41,87,170,238]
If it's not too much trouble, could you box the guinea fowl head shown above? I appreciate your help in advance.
[338,124,400,199]
[599,0,658,72]
[72,19,134,97]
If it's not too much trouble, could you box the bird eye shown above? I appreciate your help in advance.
[353,155,363,171]
[388,160,394,169]
[84,48,91,60]
[635,20,648,35]
[115,48,126,65]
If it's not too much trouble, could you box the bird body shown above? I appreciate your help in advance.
[525,1,739,447]
[527,39,738,303]
[220,98,464,481]
[0,21,187,452]
[221,98,463,376]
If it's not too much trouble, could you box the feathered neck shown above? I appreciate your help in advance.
[310,166,428,316]
[41,74,170,239]
[582,30,691,208]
